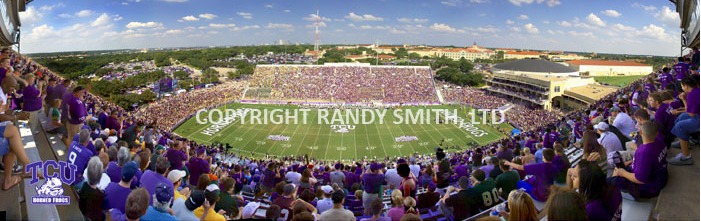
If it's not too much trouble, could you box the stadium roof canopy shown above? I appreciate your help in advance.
[493,59,577,73]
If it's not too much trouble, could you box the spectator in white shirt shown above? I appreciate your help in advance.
[610,106,637,139]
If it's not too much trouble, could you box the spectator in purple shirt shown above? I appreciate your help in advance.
[658,67,673,92]
[506,148,558,201]
[186,148,211,187]
[361,162,385,215]
[611,122,668,200]
[140,156,174,204]
[66,129,94,188]
[571,160,622,221]
[43,78,56,116]
[21,74,43,132]
[104,161,137,213]
[64,86,88,140]
[669,77,699,165]
[97,106,109,130]
[647,92,676,147]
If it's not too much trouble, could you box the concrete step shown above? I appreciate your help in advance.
[652,145,700,220]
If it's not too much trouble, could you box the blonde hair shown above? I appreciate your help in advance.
[391,189,403,207]
[508,190,538,221]
[523,148,531,155]
[24,74,35,81]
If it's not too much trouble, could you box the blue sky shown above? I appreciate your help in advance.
[18,0,682,56]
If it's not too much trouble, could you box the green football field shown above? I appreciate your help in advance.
[173,103,512,161]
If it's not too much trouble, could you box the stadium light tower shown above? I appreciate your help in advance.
[314,9,320,53]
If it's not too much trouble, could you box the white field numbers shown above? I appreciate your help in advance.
[482,188,500,207]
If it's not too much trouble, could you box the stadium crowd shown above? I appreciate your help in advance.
[251,65,439,103]
[0,46,697,221]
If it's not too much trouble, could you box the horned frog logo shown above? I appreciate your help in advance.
[330,125,356,133]
[36,177,64,197]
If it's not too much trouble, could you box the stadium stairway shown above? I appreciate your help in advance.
[650,143,700,220]
[436,89,445,103]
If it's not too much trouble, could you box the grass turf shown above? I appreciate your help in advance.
[593,75,646,87]
[173,103,511,161]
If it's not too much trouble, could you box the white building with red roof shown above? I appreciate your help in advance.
[565,60,653,76]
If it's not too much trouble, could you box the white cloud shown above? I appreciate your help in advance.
[358,25,390,30]
[209,23,236,29]
[125,21,163,29]
[113,15,123,21]
[159,0,188,2]
[231,25,260,31]
[305,21,327,28]
[345,12,383,21]
[57,13,72,19]
[469,0,489,3]
[165,29,183,35]
[283,10,291,13]
[441,0,461,6]
[465,25,500,33]
[568,31,594,37]
[655,6,680,28]
[518,14,529,20]
[637,24,672,41]
[510,27,520,32]
[39,3,64,12]
[303,14,332,22]
[236,12,253,19]
[199,13,218,20]
[611,23,635,32]
[265,23,294,31]
[19,6,43,26]
[586,13,606,27]
[509,0,559,7]
[397,17,428,23]
[505,19,515,25]
[430,23,463,33]
[601,9,621,18]
[76,10,93,17]
[91,13,111,27]
[557,21,572,27]
[524,23,539,34]
[264,4,273,8]
[542,20,550,24]
[632,2,657,11]
[181,15,199,22]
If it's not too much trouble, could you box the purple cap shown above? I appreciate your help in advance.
[397,158,407,164]
[334,163,342,170]
[370,163,382,171]
[154,182,173,203]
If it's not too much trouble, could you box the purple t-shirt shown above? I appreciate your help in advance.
[686,88,699,115]
[262,169,277,189]
[104,182,132,213]
[105,162,122,183]
[139,170,175,204]
[656,103,676,137]
[186,157,211,185]
[164,148,187,170]
[362,173,385,194]
[524,162,558,201]
[586,187,622,221]
[674,62,689,81]
[574,122,584,139]
[66,141,94,185]
[22,85,42,111]
[455,164,469,178]
[644,83,656,93]
[64,94,87,125]
[51,84,67,102]
[659,73,674,90]
[105,117,121,132]
[632,139,668,196]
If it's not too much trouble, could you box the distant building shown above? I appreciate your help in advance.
[556,84,619,111]
[565,60,653,76]
[487,59,600,110]
[504,51,542,60]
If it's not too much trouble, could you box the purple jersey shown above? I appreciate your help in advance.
[65,94,87,125]
[164,148,187,170]
[186,157,211,185]
[22,85,42,112]
[686,88,699,115]
[524,162,558,201]
[103,182,131,213]
[66,141,94,185]
[658,73,673,90]
[139,170,175,204]
[673,62,689,81]
[631,139,668,197]
[656,103,677,137]
[644,83,656,93]
[362,173,385,194]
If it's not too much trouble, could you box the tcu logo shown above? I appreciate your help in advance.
[25,160,75,205]
[36,177,64,197]
[331,125,356,133]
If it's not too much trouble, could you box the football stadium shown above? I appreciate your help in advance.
[0,1,698,221]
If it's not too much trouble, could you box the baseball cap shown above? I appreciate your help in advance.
[185,190,205,211]
[167,170,187,184]
[283,184,296,195]
[320,185,333,194]
[334,163,342,170]
[155,145,166,151]
[121,161,138,182]
[594,122,609,131]
[610,106,621,112]
[205,183,220,192]
[154,182,173,203]
[397,158,407,164]
[242,202,261,219]
[370,163,382,171]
